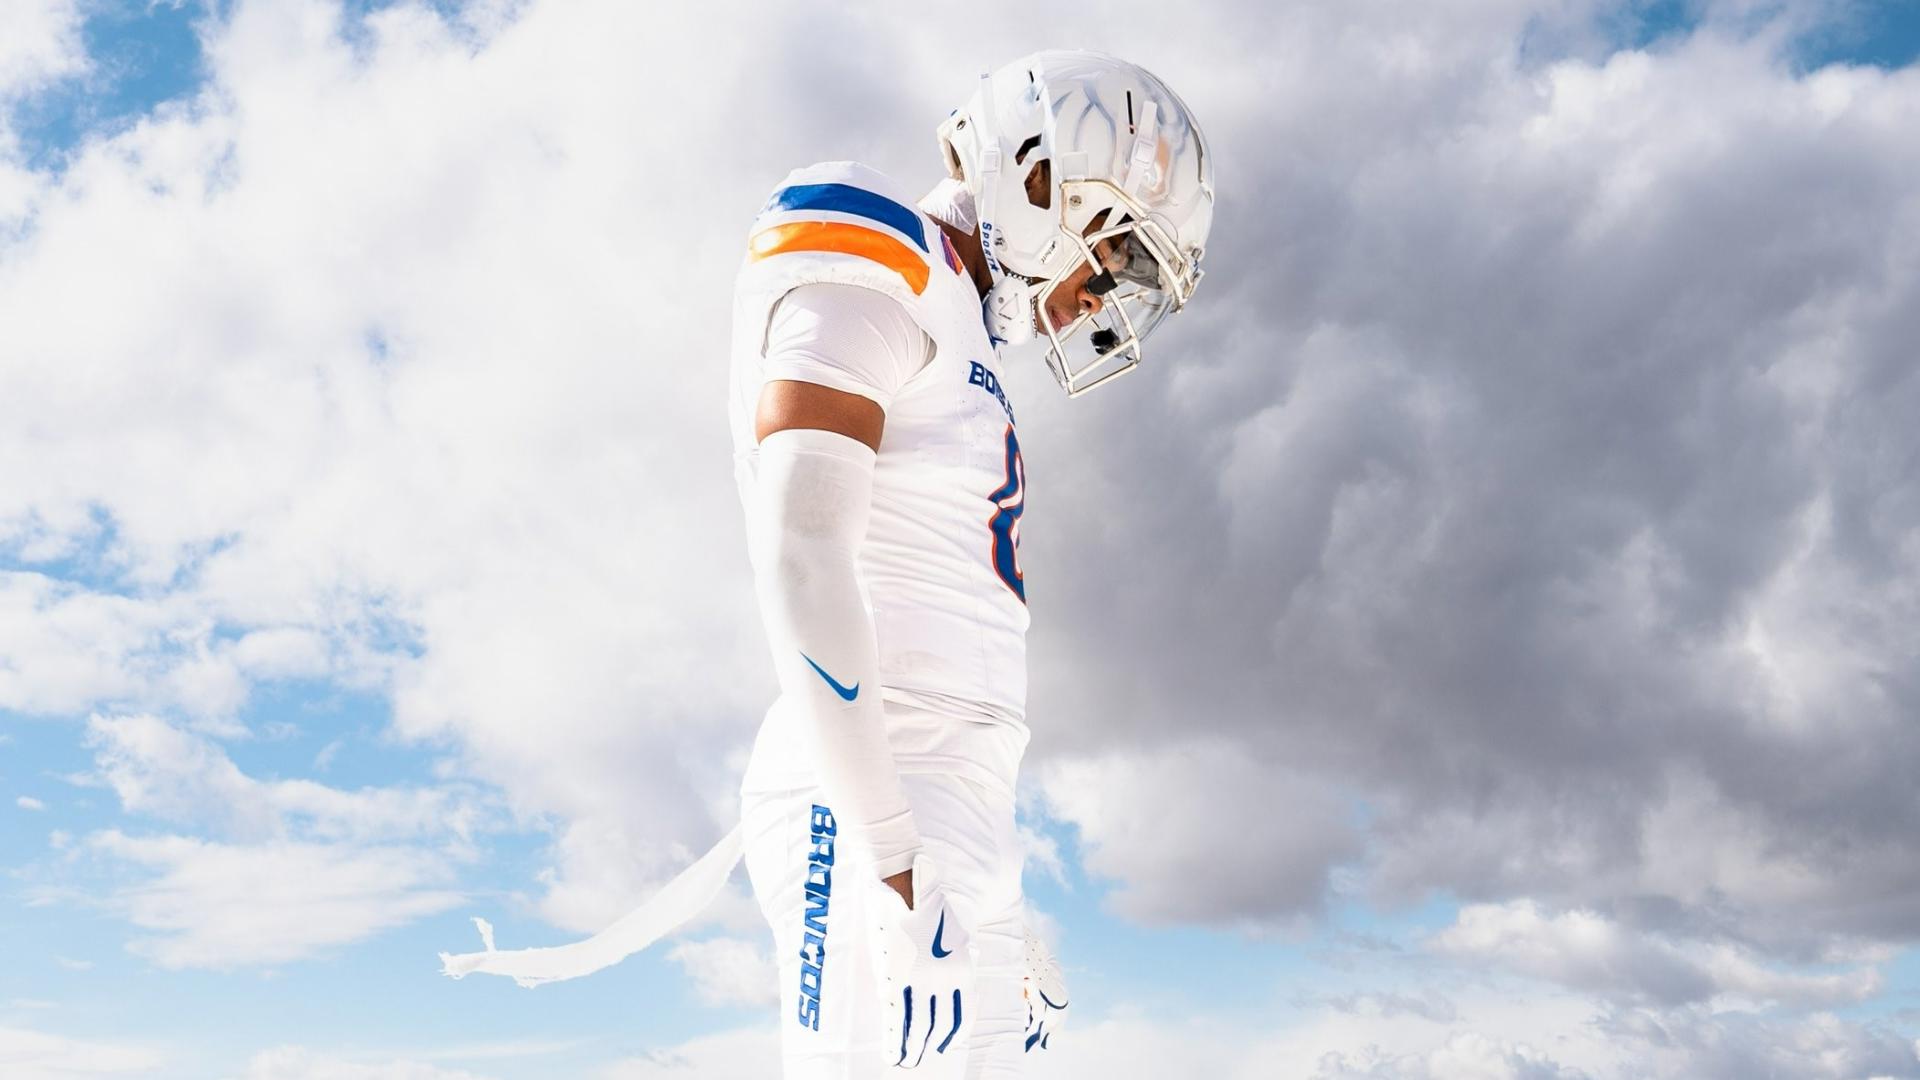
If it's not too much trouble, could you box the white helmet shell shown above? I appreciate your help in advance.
[939,51,1215,395]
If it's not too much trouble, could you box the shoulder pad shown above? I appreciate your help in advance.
[745,162,954,298]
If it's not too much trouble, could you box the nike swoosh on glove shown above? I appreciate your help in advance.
[1022,926,1070,1053]
[871,857,974,1069]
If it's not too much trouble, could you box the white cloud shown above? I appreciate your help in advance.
[89,829,463,969]
[0,573,378,724]
[0,574,170,715]
[594,1026,780,1080]
[1038,740,1361,924]
[312,738,342,771]
[1016,817,1067,887]
[83,711,272,835]
[465,940,1920,1080]
[0,0,86,105]
[1,0,782,923]
[1311,1031,1592,1080]
[1432,900,1884,1009]
[238,1046,498,1080]
[1037,992,1918,1080]
[227,626,331,681]
[665,936,778,1009]
[584,1008,1590,1080]
[0,1024,163,1079]
[83,712,489,844]
[1594,1005,1920,1080]
[51,712,487,969]
[17,795,46,811]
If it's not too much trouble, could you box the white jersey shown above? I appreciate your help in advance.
[729,161,1029,733]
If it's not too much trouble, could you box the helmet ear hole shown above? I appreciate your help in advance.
[1024,158,1052,210]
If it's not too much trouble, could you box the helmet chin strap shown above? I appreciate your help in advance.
[969,71,1039,345]
[1120,99,1161,197]
[982,277,1037,346]
[970,74,1009,282]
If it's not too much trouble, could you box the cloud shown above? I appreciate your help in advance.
[1431,900,1884,1008]
[0,1024,163,1079]
[88,829,463,970]
[1595,1005,1920,1080]
[1,0,820,922]
[1038,739,1361,924]
[52,712,485,969]
[996,0,1920,957]
[1320,991,1461,1024]
[17,794,46,811]
[1035,991,1920,1080]
[238,1046,498,1080]
[0,0,86,106]
[664,935,779,1009]
[83,712,489,844]
[1311,1031,1593,1080]
[0,0,1916,1067]
[1016,817,1067,887]
[0,573,374,724]
[594,1026,780,1080]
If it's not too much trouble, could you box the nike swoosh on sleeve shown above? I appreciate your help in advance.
[799,652,860,701]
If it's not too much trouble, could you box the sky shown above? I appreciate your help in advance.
[2,0,1920,1077]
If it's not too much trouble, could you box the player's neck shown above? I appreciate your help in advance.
[934,218,993,300]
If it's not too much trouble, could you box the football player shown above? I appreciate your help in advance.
[732,49,1214,1076]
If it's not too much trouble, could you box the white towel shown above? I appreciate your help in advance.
[439,822,744,988]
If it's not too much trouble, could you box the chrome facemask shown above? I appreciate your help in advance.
[1028,179,1203,397]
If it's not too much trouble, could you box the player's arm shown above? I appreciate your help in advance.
[746,267,976,1065]
[745,284,925,907]
[756,380,883,451]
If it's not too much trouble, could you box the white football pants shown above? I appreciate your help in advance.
[741,697,1031,1079]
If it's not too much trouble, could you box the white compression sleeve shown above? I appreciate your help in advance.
[749,426,922,879]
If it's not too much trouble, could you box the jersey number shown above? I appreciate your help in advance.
[987,425,1026,604]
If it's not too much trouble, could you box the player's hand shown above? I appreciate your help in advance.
[871,858,973,1069]
[1021,927,1069,1053]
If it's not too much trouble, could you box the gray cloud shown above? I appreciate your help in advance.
[1312,1031,1594,1080]
[1430,900,1883,1008]
[1595,1004,1920,1079]
[990,0,1920,957]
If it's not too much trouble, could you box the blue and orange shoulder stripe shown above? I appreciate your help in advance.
[747,175,952,296]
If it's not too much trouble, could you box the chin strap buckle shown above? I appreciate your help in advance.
[982,277,1036,346]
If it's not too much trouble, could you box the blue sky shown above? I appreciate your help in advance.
[6,2,1920,1078]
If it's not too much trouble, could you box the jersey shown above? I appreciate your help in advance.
[729,161,1030,736]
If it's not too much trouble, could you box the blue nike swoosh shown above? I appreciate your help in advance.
[799,652,859,701]
[931,910,953,958]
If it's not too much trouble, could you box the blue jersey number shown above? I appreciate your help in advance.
[987,425,1026,604]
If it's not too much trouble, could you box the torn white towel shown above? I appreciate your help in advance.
[439,822,744,988]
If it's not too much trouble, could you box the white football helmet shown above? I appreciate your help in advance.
[939,50,1215,396]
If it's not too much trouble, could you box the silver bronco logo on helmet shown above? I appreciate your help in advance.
[938,50,1216,396]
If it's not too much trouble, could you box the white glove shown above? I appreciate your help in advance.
[1022,928,1069,1053]
[871,858,974,1069]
